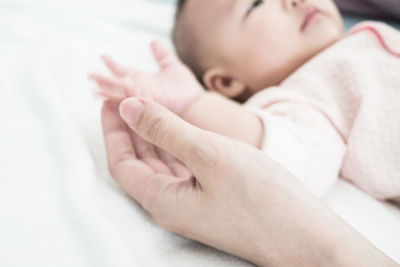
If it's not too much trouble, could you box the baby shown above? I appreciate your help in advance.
[90,0,400,204]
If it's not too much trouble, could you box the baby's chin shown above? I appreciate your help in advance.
[308,22,344,58]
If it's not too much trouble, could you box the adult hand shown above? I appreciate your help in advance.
[91,40,204,115]
[101,98,397,267]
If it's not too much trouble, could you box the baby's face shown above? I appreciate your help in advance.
[186,0,343,94]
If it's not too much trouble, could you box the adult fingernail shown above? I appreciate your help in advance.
[120,98,144,126]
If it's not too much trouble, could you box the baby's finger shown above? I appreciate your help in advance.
[101,55,136,78]
[150,40,179,70]
[89,73,127,99]
[94,90,125,102]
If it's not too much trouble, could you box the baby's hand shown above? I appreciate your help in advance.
[90,40,204,115]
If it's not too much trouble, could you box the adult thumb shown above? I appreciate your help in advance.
[119,97,212,168]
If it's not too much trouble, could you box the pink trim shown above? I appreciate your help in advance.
[348,25,400,58]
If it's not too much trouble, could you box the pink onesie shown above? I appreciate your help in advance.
[245,21,400,200]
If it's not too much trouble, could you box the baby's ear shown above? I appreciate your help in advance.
[203,67,246,98]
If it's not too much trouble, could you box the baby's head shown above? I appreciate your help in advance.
[172,0,344,101]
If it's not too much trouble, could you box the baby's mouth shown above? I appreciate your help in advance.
[301,6,321,32]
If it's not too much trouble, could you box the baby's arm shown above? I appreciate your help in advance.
[183,87,348,197]
[181,91,264,148]
[183,87,347,197]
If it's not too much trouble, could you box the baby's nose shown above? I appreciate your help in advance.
[285,0,306,9]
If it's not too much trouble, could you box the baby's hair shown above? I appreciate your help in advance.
[175,0,187,18]
[172,0,207,85]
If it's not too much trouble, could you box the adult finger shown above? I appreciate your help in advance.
[102,101,190,211]
[150,40,180,70]
[156,148,192,179]
[101,101,149,197]
[129,131,174,175]
[119,98,216,178]
[102,101,136,162]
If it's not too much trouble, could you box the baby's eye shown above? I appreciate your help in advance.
[248,0,264,13]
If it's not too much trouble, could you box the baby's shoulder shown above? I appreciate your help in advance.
[276,20,400,93]
[281,21,400,88]
[331,21,400,56]
[297,21,400,71]
[347,21,400,37]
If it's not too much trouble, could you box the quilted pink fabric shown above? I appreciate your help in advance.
[246,22,400,200]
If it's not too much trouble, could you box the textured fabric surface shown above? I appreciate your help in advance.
[246,22,400,200]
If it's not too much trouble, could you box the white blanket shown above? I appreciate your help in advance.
[0,0,399,266]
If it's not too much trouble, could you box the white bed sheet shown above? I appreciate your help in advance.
[0,0,398,266]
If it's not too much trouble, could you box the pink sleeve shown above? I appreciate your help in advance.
[245,100,346,197]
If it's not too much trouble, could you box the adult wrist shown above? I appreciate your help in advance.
[250,209,398,267]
